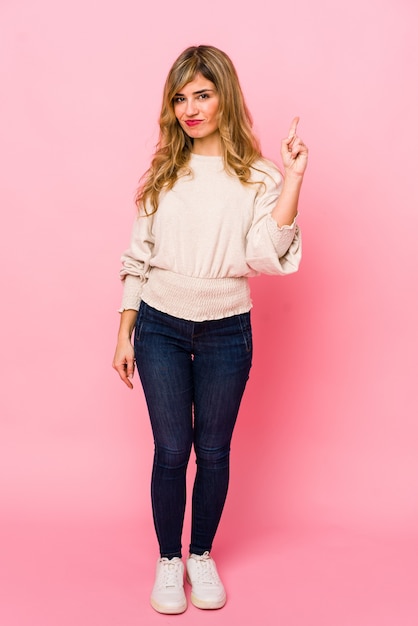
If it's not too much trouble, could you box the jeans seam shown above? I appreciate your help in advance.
[238,313,252,352]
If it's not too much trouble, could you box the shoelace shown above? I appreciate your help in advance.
[157,558,183,589]
[190,552,221,585]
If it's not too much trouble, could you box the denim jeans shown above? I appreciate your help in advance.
[134,301,252,558]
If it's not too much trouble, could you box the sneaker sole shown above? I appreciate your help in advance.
[186,575,226,610]
[190,592,226,610]
[150,597,187,614]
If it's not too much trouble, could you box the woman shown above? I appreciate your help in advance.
[113,45,308,614]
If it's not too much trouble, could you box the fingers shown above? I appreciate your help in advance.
[282,117,308,156]
[288,116,300,139]
[283,117,300,153]
[113,358,135,389]
[288,135,308,159]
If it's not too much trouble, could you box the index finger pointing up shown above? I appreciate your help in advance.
[288,116,300,138]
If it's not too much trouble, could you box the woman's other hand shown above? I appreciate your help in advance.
[113,338,135,389]
[112,309,138,389]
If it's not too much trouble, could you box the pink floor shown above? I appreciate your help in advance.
[1,518,417,626]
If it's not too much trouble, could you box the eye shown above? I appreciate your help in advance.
[173,96,185,103]
[198,93,209,100]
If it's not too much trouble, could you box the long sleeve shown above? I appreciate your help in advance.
[118,209,155,312]
[245,162,302,275]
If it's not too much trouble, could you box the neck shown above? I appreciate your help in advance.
[192,132,222,156]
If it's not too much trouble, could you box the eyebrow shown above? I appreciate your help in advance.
[174,88,215,96]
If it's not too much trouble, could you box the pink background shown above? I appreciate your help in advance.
[1,0,418,624]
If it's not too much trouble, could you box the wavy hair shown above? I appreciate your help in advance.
[136,45,263,215]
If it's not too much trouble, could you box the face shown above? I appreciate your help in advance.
[173,73,220,150]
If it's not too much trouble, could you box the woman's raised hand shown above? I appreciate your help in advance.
[281,117,309,177]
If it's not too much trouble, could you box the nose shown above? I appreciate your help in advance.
[185,98,198,117]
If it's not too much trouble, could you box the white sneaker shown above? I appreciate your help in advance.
[186,552,226,609]
[150,557,187,614]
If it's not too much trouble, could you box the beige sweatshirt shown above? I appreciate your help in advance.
[119,153,301,321]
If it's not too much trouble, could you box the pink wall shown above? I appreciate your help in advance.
[1,0,417,540]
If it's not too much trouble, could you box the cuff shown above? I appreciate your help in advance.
[266,215,298,258]
[118,274,144,312]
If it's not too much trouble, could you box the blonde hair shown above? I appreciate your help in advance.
[136,45,263,214]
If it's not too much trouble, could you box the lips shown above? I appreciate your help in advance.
[185,120,203,127]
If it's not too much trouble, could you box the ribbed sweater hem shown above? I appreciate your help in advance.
[141,268,252,321]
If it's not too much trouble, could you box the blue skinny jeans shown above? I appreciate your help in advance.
[134,302,252,558]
